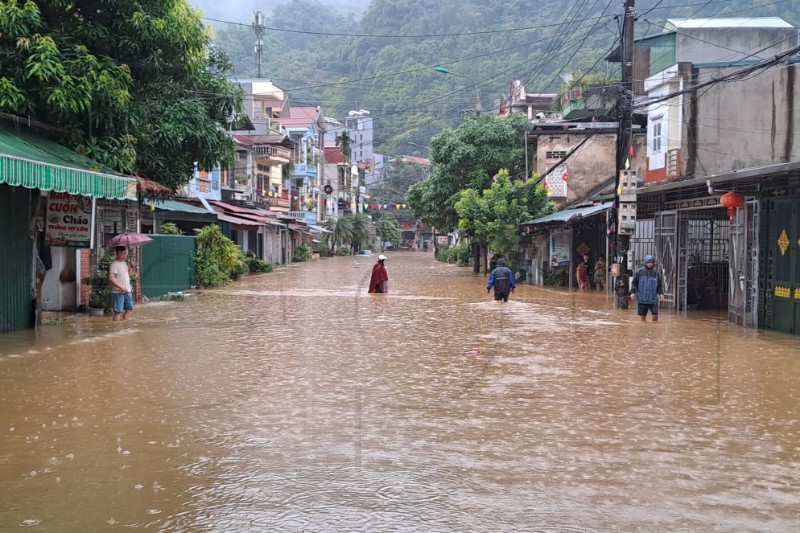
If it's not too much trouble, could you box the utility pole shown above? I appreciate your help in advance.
[253,11,265,78]
[612,0,636,308]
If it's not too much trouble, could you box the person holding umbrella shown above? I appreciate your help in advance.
[108,246,133,321]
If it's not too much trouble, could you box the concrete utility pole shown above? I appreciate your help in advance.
[253,11,265,78]
[612,0,636,308]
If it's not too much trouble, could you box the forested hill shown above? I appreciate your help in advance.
[211,0,800,157]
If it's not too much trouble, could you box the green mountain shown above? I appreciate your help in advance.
[211,0,800,157]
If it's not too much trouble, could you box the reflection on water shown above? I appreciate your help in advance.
[1,253,799,532]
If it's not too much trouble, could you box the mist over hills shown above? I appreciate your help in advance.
[203,0,800,156]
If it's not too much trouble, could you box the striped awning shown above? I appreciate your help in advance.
[0,128,137,201]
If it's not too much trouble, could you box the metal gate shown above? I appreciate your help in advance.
[0,185,34,332]
[654,210,678,309]
[655,209,730,313]
[763,197,800,334]
[140,235,196,299]
[728,199,758,327]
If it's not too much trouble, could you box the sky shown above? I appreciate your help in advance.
[189,0,370,24]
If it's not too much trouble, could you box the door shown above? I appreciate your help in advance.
[654,210,678,310]
[728,206,747,325]
[764,197,800,334]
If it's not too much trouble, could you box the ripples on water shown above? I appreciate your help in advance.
[1,253,799,532]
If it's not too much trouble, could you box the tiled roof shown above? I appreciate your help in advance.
[324,146,344,163]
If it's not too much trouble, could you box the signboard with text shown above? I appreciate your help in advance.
[44,192,93,248]
[549,229,570,267]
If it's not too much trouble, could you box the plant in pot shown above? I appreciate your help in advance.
[82,255,114,315]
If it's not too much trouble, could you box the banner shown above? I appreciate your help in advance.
[549,229,570,267]
[44,192,93,248]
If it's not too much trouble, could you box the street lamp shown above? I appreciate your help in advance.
[434,66,481,115]
[408,141,430,150]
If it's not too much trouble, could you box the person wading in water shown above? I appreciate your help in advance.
[368,254,389,293]
[487,257,516,303]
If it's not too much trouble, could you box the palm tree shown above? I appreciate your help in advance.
[335,131,352,163]
[351,213,373,253]
[323,215,354,254]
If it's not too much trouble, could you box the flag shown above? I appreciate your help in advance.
[624,157,630,170]
[616,182,622,195]
[150,203,155,212]
[562,169,569,182]
[629,145,635,157]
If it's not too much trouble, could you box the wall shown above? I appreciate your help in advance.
[534,131,646,205]
[685,63,799,177]
[676,27,798,65]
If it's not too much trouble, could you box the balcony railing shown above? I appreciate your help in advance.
[291,163,317,178]
[254,145,291,162]
[288,210,317,226]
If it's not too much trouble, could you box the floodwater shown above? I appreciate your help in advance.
[1,252,799,532]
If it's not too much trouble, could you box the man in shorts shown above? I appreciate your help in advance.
[108,246,133,321]
[629,255,664,322]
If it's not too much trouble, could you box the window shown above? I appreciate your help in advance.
[652,119,663,153]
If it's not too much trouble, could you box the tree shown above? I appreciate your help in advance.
[335,130,353,163]
[375,214,401,251]
[0,0,243,188]
[323,214,354,254]
[455,169,553,273]
[350,212,373,253]
[407,113,531,271]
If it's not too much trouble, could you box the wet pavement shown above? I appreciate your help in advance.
[1,252,799,532]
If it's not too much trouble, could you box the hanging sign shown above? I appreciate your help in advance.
[44,192,93,248]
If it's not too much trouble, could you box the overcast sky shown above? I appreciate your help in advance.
[189,0,370,24]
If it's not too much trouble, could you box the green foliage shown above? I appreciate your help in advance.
[437,243,470,266]
[454,169,553,269]
[544,268,567,287]
[0,0,244,188]
[82,254,114,310]
[408,114,532,233]
[292,243,312,263]
[376,214,402,249]
[336,245,350,256]
[246,257,272,272]
[194,224,246,287]
[159,222,183,235]
[322,213,374,254]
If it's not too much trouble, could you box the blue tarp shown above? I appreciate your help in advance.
[522,203,611,226]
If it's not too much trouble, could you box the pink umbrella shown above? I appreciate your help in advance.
[105,231,153,248]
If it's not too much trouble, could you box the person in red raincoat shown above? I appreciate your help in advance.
[368,254,389,293]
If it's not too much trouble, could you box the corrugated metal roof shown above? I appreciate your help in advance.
[145,199,212,215]
[523,203,610,225]
[665,17,793,30]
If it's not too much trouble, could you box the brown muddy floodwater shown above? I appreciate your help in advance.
[1,252,799,532]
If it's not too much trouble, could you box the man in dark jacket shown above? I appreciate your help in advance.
[487,257,516,303]
[629,255,664,322]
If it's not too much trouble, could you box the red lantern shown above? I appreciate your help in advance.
[720,191,744,221]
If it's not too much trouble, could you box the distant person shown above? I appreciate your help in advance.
[594,255,607,291]
[630,255,665,322]
[368,254,389,293]
[487,257,516,303]
[576,254,590,291]
[108,246,133,321]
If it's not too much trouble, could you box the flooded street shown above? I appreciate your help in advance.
[1,252,799,532]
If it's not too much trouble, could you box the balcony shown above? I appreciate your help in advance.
[291,162,317,178]
[254,145,291,164]
[288,210,317,226]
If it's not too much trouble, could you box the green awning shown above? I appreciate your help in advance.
[0,127,136,201]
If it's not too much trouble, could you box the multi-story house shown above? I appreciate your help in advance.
[613,17,800,335]
[277,106,327,226]
[325,110,376,215]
